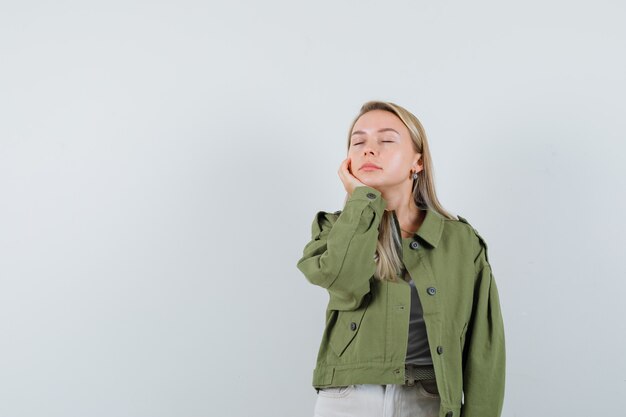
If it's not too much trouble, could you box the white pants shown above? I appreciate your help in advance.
[314,381,441,417]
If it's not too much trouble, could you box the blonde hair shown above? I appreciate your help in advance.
[343,100,457,282]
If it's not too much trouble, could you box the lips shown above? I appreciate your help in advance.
[360,163,382,170]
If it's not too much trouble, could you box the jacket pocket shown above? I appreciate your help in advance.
[329,293,371,357]
[460,321,468,352]
[317,385,355,398]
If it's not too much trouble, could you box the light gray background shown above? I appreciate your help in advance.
[1,1,625,416]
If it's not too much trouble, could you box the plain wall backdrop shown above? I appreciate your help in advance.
[1,1,625,416]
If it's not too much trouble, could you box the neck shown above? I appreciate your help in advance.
[381,182,423,238]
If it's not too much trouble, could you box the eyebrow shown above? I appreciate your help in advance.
[351,128,400,136]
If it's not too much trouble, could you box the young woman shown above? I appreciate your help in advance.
[296,101,505,417]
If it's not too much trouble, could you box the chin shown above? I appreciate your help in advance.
[359,178,384,188]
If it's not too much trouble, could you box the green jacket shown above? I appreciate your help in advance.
[296,186,505,417]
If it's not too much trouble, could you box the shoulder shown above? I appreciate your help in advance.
[318,209,342,222]
[442,213,490,264]
[309,210,341,238]
[440,212,476,238]
[457,214,489,262]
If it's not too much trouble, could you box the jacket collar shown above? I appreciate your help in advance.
[391,207,444,248]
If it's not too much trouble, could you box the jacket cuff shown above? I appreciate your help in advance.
[349,185,381,201]
[347,186,387,214]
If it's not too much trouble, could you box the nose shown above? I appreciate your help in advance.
[362,142,378,156]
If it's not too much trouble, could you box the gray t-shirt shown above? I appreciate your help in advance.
[403,268,433,366]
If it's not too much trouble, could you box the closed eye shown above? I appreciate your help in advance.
[351,140,396,147]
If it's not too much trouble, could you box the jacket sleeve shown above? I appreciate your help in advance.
[296,186,387,311]
[461,235,506,417]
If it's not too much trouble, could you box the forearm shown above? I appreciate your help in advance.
[297,186,386,311]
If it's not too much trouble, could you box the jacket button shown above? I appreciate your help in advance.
[427,287,436,295]
[409,240,419,250]
[366,192,376,200]
[437,346,444,354]
[350,322,357,331]
[445,412,453,417]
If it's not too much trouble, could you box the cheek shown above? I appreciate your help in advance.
[386,152,406,166]
[384,153,411,177]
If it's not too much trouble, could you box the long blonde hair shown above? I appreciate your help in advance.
[343,100,457,282]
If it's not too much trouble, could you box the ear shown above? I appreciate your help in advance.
[413,154,423,171]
